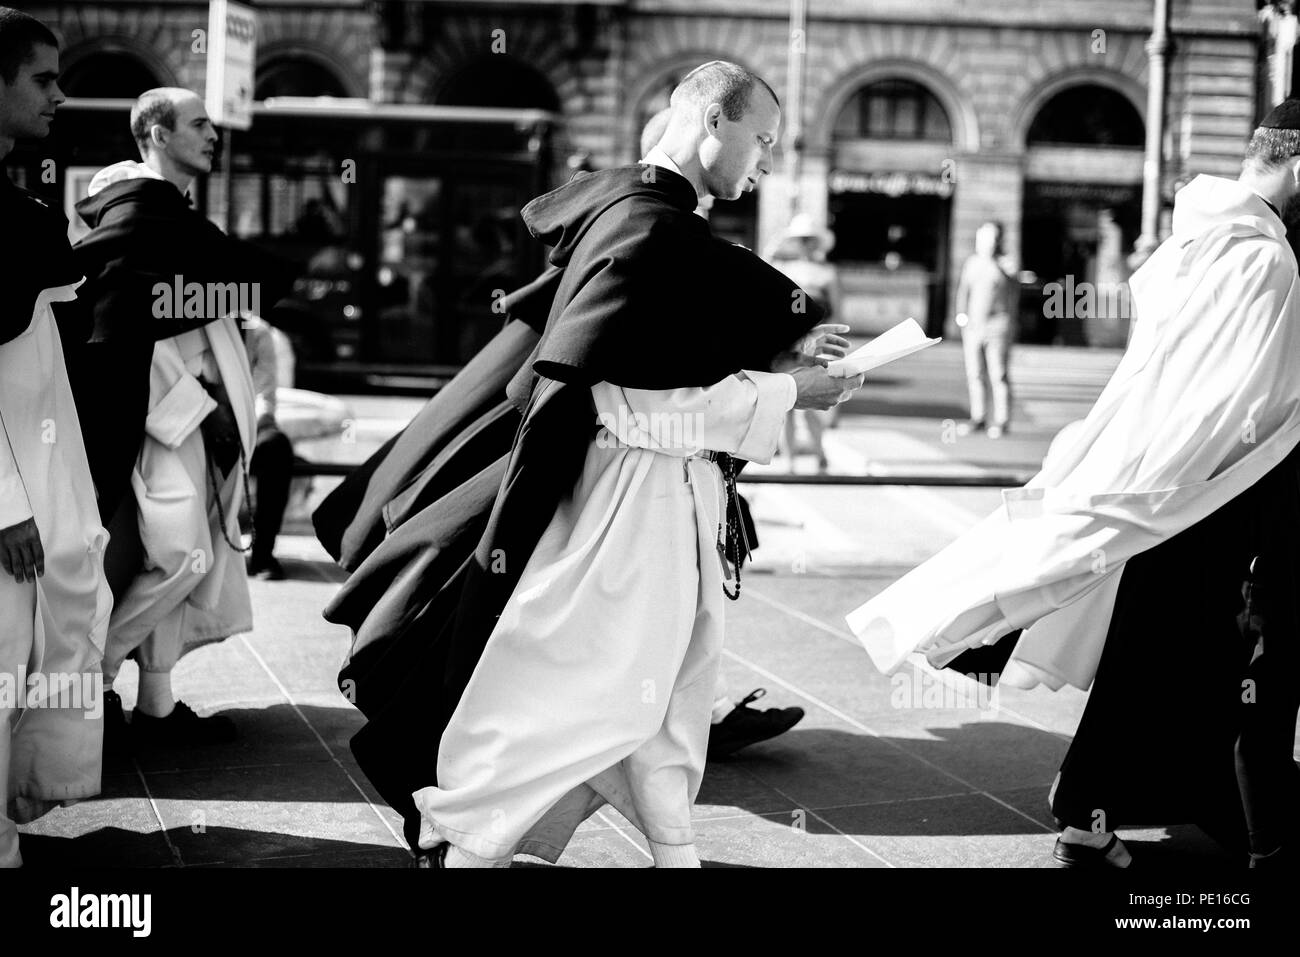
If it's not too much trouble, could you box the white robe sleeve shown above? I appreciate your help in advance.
[0,408,35,530]
[594,370,796,465]
[144,338,217,450]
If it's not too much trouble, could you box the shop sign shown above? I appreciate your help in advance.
[829,170,954,199]
[205,0,257,130]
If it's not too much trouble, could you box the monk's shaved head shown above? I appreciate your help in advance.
[669,60,779,122]
[653,60,780,202]
[640,107,671,158]
[130,87,201,157]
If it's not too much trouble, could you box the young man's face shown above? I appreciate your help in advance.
[699,88,780,201]
[155,96,217,175]
[0,43,64,141]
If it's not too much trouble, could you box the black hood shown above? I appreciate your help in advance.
[74,177,190,232]
[522,161,824,391]
[0,176,82,346]
[521,165,699,268]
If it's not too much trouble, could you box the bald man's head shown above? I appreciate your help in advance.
[131,87,197,156]
[130,87,216,184]
[640,107,671,158]
[672,60,779,122]
[658,60,780,201]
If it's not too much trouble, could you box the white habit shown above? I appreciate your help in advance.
[103,318,256,681]
[414,370,795,862]
[1,279,112,868]
[846,175,1300,691]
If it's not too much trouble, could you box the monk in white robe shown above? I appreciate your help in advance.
[0,15,111,868]
[846,110,1300,866]
[847,172,1300,690]
[416,374,797,864]
[410,61,859,868]
[103,318,256,686]
[69,90,267,741]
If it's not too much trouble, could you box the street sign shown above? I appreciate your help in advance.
[205,0,257,130]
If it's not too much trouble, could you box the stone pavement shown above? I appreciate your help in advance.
[17,524,1241,869]
[13,342,1266,868]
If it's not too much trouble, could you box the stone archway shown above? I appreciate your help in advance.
[256,44,364,99]
[813,59,978,154]
[1012,68,1146,150]
[59,41,174,98]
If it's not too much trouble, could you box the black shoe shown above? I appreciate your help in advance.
[131,701,237,747]
[1249,846,1284,869]
[412,845,448,868]
[1052,833,1129,868]
[246,553,285,581]
[103,689,132,763]
[707,688,804,759]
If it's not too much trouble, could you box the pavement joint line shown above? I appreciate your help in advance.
[236,634,407,851]
[729,762,894,867]
[136,760,348,775]
[130,763,185,867]
[719,647,1056,837]
[745,585,1073,743]
[592,809,654,861]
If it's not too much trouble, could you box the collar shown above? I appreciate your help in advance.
[642,145,684,177]
[1247,187,1282,221]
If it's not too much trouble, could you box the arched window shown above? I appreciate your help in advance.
[832,79,952,142]
[1027,85,1144,146]
[255,57,349,99]
[61,52,161,98]
[436,57,560,111]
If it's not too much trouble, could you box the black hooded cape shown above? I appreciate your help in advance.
[0,176,82,347]
[311,267,560,571]
[331,165,824,847]
[57,176,296,522]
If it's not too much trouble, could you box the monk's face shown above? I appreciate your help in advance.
[699,87,780,201]
[154,95,217,176]
[0,43,64,141]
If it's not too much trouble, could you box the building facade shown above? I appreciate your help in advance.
[13,0,1277,376]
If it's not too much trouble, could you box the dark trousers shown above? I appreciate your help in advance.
[249,428,293,561]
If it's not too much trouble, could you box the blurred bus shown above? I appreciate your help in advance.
[7,97,557,393]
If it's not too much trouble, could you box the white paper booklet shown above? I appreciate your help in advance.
[826,318,941,378]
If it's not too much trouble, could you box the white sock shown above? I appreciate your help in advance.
[649,841,700,868]
[443,845,511,869]
[1060,827,1131,866]
[136,670,176,718]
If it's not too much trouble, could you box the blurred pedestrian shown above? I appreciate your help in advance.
[0,7,111,869]
[767,213,847,470]
[243,315,293,580]
[955,220,1017,439]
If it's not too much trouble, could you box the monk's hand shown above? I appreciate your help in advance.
[793,323,852,362]
[0,517,44,583]
[201,401,242,479]
[770,350,824,374]
[792,366,864,411]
